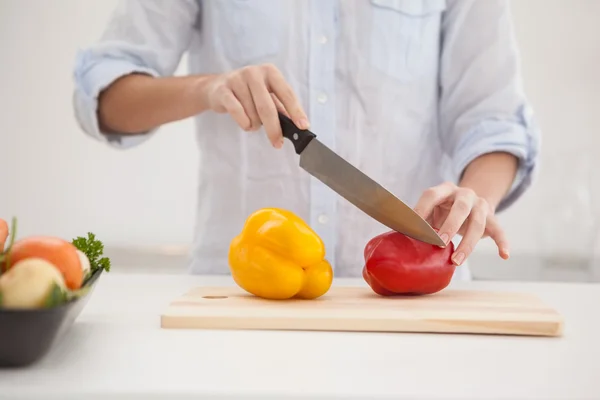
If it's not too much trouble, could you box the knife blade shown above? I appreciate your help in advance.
[279,113,445,247]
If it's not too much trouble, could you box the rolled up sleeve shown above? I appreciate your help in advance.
[72,0,200,149]
[438,0,541,212]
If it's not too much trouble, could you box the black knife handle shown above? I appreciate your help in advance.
[278,112,316,154]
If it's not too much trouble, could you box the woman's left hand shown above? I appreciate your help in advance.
[413,181,510,266]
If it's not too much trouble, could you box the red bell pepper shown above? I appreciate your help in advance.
[362,230,456,296]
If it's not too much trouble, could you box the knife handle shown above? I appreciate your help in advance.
[278,113,316,154]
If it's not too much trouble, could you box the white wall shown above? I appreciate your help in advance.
[0,0,197,248]
[1,0,599,277]
[486,0,600,260]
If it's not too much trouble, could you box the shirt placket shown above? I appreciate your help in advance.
[308,0,337,270]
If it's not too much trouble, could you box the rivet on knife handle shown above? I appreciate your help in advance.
[278,113,316,155]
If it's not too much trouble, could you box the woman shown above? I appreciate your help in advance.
[72,0,540,278]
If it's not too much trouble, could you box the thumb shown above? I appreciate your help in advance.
[486,217,510,259]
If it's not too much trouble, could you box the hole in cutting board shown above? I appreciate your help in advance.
[202,295,228,299]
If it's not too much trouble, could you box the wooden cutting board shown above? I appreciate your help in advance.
[160,286,564,337]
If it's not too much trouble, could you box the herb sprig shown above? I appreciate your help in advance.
[72,232,111,274]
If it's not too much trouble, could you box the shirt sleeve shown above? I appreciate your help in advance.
[72,0,200,149]
[438,0,541,213]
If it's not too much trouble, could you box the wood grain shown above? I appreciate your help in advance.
[160,286,564,337]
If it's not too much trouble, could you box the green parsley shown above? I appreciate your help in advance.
[72,232,111,273]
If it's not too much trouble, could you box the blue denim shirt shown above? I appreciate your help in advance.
[73,0,540,278]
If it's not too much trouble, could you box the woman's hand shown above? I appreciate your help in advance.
[413,181,510,266]
[201,63,309,148]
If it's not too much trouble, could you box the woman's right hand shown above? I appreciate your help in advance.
[200,63,310,148]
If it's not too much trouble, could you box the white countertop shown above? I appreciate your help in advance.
[0,272,598,400]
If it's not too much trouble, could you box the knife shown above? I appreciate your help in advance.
[278,113,445,247]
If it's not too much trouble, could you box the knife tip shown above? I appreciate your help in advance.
[423,231,446,247]
[431,237,447,247]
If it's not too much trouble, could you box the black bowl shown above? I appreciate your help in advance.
[0,269,103,367]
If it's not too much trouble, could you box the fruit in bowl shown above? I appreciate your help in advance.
[0,258,67,309]
[0,217,111,310]
[0,217,112,367]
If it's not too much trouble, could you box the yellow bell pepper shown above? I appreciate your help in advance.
[228,208,333,300]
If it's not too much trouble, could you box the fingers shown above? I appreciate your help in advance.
[218,88,251,131]
[486,215,510,260]
[265,65,309,129]
[413,182,457,225]
[211,64,308,148]
[229,75,261,131]
[415,182,510,265]
[451,198,489,266]
[247,70,284,148]
[437,188,478,246]
[271,93,289,117]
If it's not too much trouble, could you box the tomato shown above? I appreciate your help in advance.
[0,218,8,252]
[5,236,83,290]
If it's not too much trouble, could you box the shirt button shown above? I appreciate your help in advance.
[317,93,328,104]
[318,35,328,44]
[318,214,329,224]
